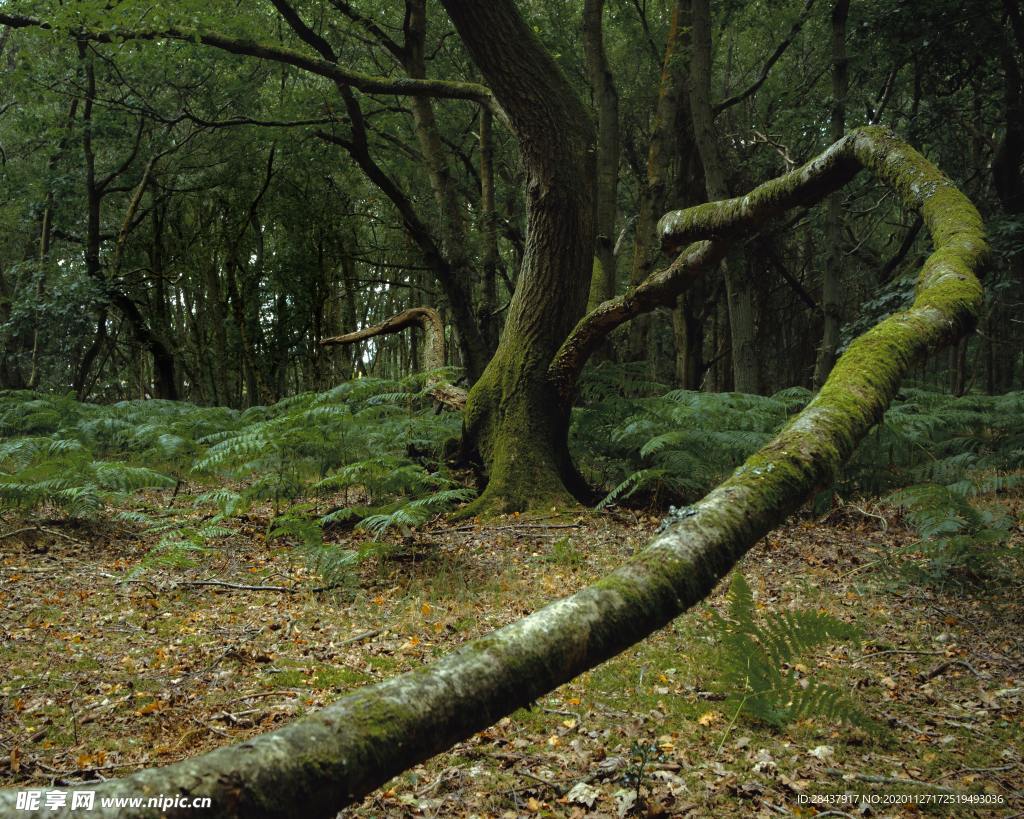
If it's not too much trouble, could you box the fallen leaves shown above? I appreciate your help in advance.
[1,499,1021,818]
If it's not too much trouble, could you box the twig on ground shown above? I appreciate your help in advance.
[39,526,89,545]
[447,523,582,533]
[178,579,295,593]
[338,628,383,646]
[540,707,580,719]
[862,648,947,658]
[223,690,303,705]
[823,768,958,794]
[515,766,567,796]
[944,763,1018,778]
[920,658,983,681]
[0,526,38,541]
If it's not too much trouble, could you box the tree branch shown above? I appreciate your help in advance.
[714,0,817,115]
[321,307,466,409]
[0,12,495,108]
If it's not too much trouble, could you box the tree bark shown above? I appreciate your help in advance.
[1,128,986,819]
[442,0,597,514]
[689,0,759,393]
[583,0,621,310]
[628,0,691,359]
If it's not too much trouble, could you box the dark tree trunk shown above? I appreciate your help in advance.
[689,0,759,393]
[628,0,691,360]
[442,0,596,514]
[583,0,621,310]
[813,0,849,388]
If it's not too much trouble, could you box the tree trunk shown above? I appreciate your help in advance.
[479,109,502,350]
[628,0,691,359]
[442,0,596,514]
[673,290,705,389]
[812,0,849,388]
[689,0,759,393]
[583,0,621,311]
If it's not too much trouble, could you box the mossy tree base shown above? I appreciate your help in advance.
[457,345,591,518]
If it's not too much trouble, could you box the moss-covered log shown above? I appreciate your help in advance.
[0,127,985,818]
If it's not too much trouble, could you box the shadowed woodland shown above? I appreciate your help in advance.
[0,0,1022,816]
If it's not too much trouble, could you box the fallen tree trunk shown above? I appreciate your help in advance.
[0,127,986,818]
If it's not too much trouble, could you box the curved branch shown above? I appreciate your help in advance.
[549,239,727,403]
[0,13,495,109]
[713,0,817,115]
[321,307,466,409]
[322,306,445,370]
[0,126,986,818]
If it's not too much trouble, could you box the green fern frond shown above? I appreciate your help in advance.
[709,573,871,731]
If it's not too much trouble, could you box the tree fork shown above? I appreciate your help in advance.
[0,126,987,819]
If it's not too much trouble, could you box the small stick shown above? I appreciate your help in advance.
[178,579,295,593]
[39,527,89,545]
[223,690,303,705]
[338,627,382,646]
[823,768,958,794]
[920,658,983,681]
[0,526,37,541]
[861,648,946,658]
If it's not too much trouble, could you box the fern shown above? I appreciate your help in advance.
[358,487,477,535]
[887,483,1018,585]
[709,573,873,731]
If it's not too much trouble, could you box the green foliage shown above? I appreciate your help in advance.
[840,390,1024,497]
[131,517,228,575]
[0,432,174,520]
[0,378,470,586]
[543,536,585,568]
[268,506,367,590]
[574,368,1024,517]
[887,483,1019,585]
[193,373,462,516]
[573,376,811,507]
[709,573,872,731]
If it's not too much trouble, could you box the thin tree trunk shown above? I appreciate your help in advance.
[689,0,759,393]
[479,109,501,350]
[583,0,621,310]
[628,0,691,359]
[813,0,849,388]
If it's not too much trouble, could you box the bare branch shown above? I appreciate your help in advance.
[0,12,495,108]
[322,307,466,409]
[714,0,817,115]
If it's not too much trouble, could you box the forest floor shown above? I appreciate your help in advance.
[1,489,1022,818]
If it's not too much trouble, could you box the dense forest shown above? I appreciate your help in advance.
[0,0,1021,816]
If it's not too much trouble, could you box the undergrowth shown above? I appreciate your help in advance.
[2,364,1021,587]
